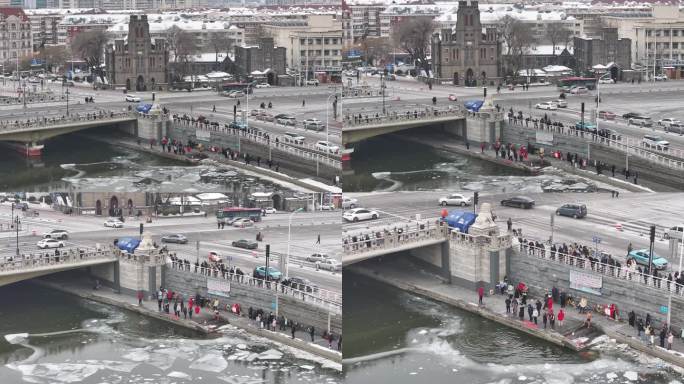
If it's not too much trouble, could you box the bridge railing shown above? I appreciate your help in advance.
[171,118,341,168]
[448,228,512,249]
[509,116,684,170]
[0,111,136,131]
[169,260,342,314]
[516,241,684,297]
[343,220,448,256]
[0,248,114,273]
[344,107,466,128]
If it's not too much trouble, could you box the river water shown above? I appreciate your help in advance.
[343,269,684,384]
[0,282,342,384]
[0,134,285,193]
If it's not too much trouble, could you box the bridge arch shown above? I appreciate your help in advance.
[96,200,102,216]
[466,68,474,87]
[136,75,145,92]
[453,72,459,85]
[127,199,134,215]
[272,193,283,210]
[109,196,119,217]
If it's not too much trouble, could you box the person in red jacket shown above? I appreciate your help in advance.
[478,286,484,305]
[558,309,565,327]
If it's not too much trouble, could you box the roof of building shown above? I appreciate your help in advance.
[0,7,28,21]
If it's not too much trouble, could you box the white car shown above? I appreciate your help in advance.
[570,86,588,94]
[316,141,340,154]
[37,238,64,249]
[104,219,124,228]
[306,79,319,85]
[303,118,325,131]
[43,229,68,240]
[598,78,615,84]
[255,83,270,88]
[233,218,254,228]
[439,193,472,207]
[342,197,358,209]
[535,102,557,110]
[125,94,141,102]
[655,74,668,81]
[263,207,277,214]
[643,135,670,151]
[343,208,379,222]
[227,91,245,98]
[317,258,341,271]
[658,118,681,127]
[552,100,567,108]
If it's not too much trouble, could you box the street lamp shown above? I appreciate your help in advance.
[65,87,70,116]
[14,216,20,257]
[285,207,304,279]
[325,92,339,157]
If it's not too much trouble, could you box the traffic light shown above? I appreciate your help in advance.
[265,244,270,281]
[650,225,656,242]
[483,87,487,98]
[139,223,143,235]
[581,102,585,114]
[473,192,479,207]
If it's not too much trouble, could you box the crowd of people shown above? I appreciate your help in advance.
[0,110,130,129]
[344,105,463,126]
[0,247,107,271]
[342,220,441,253]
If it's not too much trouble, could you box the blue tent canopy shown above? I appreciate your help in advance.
[445,210,477,233]
[116,237,140,253]
[136,104,152,113]
[464,100,484,112]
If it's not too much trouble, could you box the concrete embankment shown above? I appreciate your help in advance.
[33,278,342,364]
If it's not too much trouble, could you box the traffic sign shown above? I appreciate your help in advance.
[592,236,602,244]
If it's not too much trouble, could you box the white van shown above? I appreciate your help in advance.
[282,132,305,145]
[643,135,670,151]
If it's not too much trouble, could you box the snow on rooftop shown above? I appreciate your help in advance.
[195,193,229,200]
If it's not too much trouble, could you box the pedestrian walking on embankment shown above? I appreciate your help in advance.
[477,286,484,305]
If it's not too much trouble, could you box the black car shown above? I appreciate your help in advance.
[286,277,318,293]
[500,196,535,209]
[232,239,258,250]
[622,112,642,119]
[161,234,188,244]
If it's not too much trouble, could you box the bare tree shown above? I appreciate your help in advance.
[357,37,391,67]
[42,45,69,72]
[497,15,518,57]
[498,16,535,79]
[208,33,232,69]
[71,30,110,80]
[547,23,572,56]
[391,17,434,75]
[165,26,196,82]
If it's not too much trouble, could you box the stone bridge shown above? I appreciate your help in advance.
[0,248,117,287]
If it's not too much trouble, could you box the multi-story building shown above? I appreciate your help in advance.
[25,9,61,49]
[0,8,33,67]
[431,1,499,86]
[105,15,168,91]
[264,13,342,80]
[233,37,286,83]
[573,28,631,78]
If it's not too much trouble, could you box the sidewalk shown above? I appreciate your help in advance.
[351,256,684,369]
[34,275,342,364]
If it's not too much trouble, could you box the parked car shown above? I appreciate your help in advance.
[628,249,668,270]
[598,77,615,84]
[629,116,653,127]
[665,122,684,134]
[303,118,325,131]
[253,266,282,280]
[255,83,270,88]
[125,94,141,102]
[317,259,341,271]
[658,118,680,127]
[161,234,188,244]
[438,193,472,207]
[316,140,340,153]
[232,219,254,228]
[555,203,587,219]
[663,224,684,240]
[104,219,124,228]
[43,229,68,240]
[343,208,379,222]
[598,111,616,120]
[306,79,319,86]
[642,135,670,151]
[535,101,557,110]
[37,238,64,249]
[575,121,597,131]
[232,239,258,249]
[307,253,329,263]
[342,197,358,209]
[654,74,668,81]
[500,196,535,209]
[552,99,567,108]
[263,207,277,214]
[287,277,317,292]
[570,86,588,94]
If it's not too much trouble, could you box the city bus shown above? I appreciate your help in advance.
[221,82,254,94]
[216,207,262,223]
[558,77,597,91]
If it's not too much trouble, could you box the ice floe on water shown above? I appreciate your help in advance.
[167,371,192,379]
[189,352,228,373]
[4,333,28,344]
[7,363,101,383]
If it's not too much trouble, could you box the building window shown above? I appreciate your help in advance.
[656,30,661,37]
[674,30,679,37]
[646,29,652,37]
[300,38,305,45]
[664,30,670,37]
[673,42,679,49]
